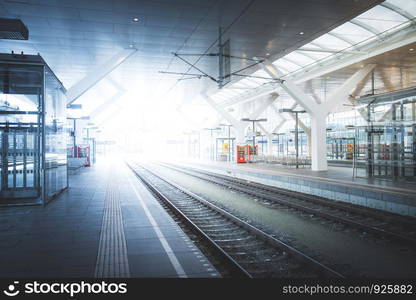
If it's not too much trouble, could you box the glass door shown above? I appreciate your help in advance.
[0,63,43,204]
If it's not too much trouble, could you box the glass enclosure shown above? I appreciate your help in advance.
[44,65,67,202]
[0,53,67,205]
[354,122,416,180]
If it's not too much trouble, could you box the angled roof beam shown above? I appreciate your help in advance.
[349,71,372,121]
[259,62,376,115]
[90,91,125,119]
[260,62,375,171]
[287,112,311,135]
[379,68,396,92]
[204,95,243,130]
[325,64,376,113]
[376,69,397,122]
[66,48,137,105]
[258,103,291,141]
[205,92,278,132]
[90,80,126,119]
[248,92,278,120]
[378,106,393,122]
[259,102,292,136]
[272,118,287,133]
[257,119,287,155]
[305,80,322,104]
[256,123,270,135]
[259,60,320,115]
[270,102,288,121]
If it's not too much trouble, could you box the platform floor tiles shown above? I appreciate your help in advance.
[0,159,220,278]
[187,160,415,193]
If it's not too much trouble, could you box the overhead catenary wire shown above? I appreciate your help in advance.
[163,0,257,95]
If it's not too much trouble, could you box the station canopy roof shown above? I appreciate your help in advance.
[1,0,415,130]
[213,0,416,107]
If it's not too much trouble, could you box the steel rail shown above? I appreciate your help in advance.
[166,163,415,227]
[126,162,251,278]
[160,163,416,246]
[129,162,344,278]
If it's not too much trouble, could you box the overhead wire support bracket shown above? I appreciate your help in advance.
[226,58,266,80]
[161,24,269,88]
[173,53,261,62]
[173,53,219,57]
[159,71,206,79]
[231,73,285,83]
[178,76,204,81]
[172,52,219,83]
[227,55,263,62]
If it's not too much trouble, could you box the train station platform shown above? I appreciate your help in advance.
[0,159,220,278]
[177,160,416,218]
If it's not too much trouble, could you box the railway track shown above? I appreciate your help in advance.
[158,162,416,247]
[127,161,344,278]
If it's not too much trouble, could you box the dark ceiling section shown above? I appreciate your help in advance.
[234,0,384,58]
[168,0,384,85]
[156,0,384,94]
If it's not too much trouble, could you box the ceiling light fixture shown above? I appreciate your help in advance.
[299,31,304,35]
[133,17,139,22]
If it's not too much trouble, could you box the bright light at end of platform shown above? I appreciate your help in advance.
[90,87,216,162]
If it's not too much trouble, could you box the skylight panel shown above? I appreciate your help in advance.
[272,59,299,73]
[330,22,373,44]
[358,4,408,22]
[312,34,352,50]
[386,0,416,17]
[284,52,316,66]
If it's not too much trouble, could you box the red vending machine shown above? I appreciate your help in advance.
[76,145,91,166]
[236,145,257,163]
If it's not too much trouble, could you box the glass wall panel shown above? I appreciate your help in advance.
[0,62,43,203]
[0,54,67,205]
[43,66,67,203]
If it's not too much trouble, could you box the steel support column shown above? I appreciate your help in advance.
[260,61,375,171]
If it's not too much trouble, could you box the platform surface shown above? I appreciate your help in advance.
[0,158,220,278]
[175,159,416,217]
[182,160,416,195]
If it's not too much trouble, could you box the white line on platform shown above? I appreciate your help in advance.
[125,169,188,278]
